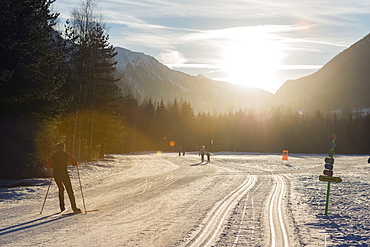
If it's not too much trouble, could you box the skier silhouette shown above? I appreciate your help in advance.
[206,152,211,162]
[199,146,206,162]
[47,143,81,213]
[178,146,185,156]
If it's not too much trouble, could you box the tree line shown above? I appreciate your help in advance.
[0,0,123,178]
[124,102,370,156]
[1,0,369,179]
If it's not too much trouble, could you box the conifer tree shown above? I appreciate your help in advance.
[64,0,123,160]
[0,0,65,178]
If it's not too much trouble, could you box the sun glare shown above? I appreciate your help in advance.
[220,29,285,92]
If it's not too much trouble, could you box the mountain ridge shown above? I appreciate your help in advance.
[114,47,272,112]
[263,33,370,111]
[114,32,370,113]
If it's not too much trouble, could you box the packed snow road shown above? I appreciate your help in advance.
[1,152,370,246]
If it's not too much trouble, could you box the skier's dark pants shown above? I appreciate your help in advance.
[54,174,77,211]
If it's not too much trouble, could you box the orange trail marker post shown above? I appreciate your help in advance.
[282,150,288,160]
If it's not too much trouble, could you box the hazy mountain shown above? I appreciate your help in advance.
[262,33,370,111]
[114,47,272,112]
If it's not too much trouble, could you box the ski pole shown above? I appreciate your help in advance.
[40,177,53,214]
[76,164,87,214]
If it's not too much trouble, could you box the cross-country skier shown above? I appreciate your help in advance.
[47,143,81,213]
[206,152,211,162]
[199,146,206,162]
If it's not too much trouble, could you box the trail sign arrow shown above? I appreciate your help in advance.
[325,157,334,164]
[319,175,342,183]
[325,163,333,170]
[323,170,333,176]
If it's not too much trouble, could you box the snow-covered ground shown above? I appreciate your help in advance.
[1,152,369,246]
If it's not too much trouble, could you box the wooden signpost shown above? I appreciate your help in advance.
[319,134,342,215]
[319,175,342,183]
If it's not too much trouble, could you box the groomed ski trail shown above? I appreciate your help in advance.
[185,175,257,246]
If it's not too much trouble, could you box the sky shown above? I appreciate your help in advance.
[52,0,370,93]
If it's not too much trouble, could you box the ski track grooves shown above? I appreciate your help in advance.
[186,175,257,247]
[269,174,289,247]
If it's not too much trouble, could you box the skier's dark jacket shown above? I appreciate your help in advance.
[47,151,78,178]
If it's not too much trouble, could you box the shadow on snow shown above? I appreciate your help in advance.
[0,213,75,236]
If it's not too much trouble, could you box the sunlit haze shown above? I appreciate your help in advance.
[219,26,285,92]
[53,0,370,93]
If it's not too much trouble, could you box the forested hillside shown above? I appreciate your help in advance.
[119,102,370,156]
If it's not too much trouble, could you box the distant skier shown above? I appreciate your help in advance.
[199,146,206,162]
[178,146,185,156]
[47,143,81,213]
[206,152,212,162]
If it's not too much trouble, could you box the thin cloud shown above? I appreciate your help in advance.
[168,63,322,71]
[167,64,220,69]
[104,0,370,21]
[158,50,188,65]
[107,16,170,31]
[279,65,323,70]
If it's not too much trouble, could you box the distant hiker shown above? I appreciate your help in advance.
[206,152,212,162]
[178,146,183,156]
[47,143,81,213]
[199,146,206,162]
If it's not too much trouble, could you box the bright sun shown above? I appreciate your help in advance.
[220,29,284,92]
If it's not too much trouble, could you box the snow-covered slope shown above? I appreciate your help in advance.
[1,153,369,246]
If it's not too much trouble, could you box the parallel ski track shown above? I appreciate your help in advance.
[186,175,257,247]
[208,160,290,246]
[268,174,289,247]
